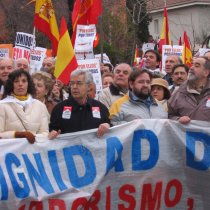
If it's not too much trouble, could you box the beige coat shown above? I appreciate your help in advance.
[0,99,49,139]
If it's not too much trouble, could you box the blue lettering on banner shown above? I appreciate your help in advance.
[0,166,8,200]
[132,130,159,170]
[22,153,54,197]
[186,131,210,170]
[63,145,96,188]
[106,137,124,175]
[5,153,30,198]
[48,150,68,191]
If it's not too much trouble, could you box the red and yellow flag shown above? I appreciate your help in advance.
[159,6,171,54]
[182,31,192,67]
[72,0,102,32]
[133,45,140,66]
[54,17,78,85]
[34,0,59,56]
[93,32,100,48]
[71,0,102,45]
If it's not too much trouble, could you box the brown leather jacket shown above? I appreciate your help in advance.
[168,80,210,122]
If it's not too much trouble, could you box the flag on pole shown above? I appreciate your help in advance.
[133,44,140,66]
[179,36,182,46]
[159,6,171,54]
[34,0,59,56]
[93,32,100,48]
[182,31,192,67]
[54,17,78,84]
[72,0,102,32]
[71,0,102,45]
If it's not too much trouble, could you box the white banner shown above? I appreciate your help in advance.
[162,45,183,72]
[0,119,210,209]
[74,25,96,60]
[77,59,102,93]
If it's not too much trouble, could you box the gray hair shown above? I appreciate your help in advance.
[0,57,14,68]
[15,58,29,68]
[71,69,93,84]
[166,55,183,64]
[113,63,132,73]
[43,57,56,65]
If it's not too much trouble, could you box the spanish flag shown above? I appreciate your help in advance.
[71,0,102,45]
[133,44,140,66]
[182,31,192,67]
[34,0,59,56]
[159,6,171,54]
[54,17,78,84]
[72,0,102,32]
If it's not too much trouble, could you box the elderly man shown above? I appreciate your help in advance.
[49,69,110,138]
[168,56,210,123]
[15,58,30,71]
[163,55,183,85]
[109,69,167,126]
[98,62,132,108]
[0,58,14,99]
[144,49,161,75]
[0,57,14,83]
[41,57,55,76]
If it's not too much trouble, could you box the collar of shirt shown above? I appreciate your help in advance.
[129,91,156,108]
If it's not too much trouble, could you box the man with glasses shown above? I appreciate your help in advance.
[98,62,132,108]
[49,69,110,138]
[109,69,167,126]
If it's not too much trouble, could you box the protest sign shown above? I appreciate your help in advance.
[162,45,183,72]
[30,47,47,74]
[0,119,210,209]
[142,43,155,54]
[94,53,111,64]
[195,48,210,56]
[74,25,96,60]
[13,32,35,61]
[77,59,102,93]
[0,44,13,58]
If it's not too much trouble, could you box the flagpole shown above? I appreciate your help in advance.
[99,15,103,63]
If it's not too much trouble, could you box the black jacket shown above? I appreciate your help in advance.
[49,96,110,134]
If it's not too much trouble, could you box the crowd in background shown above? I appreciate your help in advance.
[0,48,210,143]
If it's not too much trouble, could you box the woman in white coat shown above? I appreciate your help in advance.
[0,70,49,143]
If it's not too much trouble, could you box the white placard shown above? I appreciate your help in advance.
[74,25,96,60]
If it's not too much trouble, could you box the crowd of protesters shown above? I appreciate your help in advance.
[0,48,210,143]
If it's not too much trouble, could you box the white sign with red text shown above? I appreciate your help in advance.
[162,45,183,72]
[74,25,96,60]
[77,59,102,93]
[30,47,47,74]
[13,32,35,61]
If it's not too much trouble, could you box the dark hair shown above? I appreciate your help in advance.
[103,63,113,72]
[128,69,152,90]
[3,69,35,98]
[145,49,161,62]
[172,64,189,74]
[200,56,210,70]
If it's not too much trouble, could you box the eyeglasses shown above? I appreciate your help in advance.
[69,81,86,86]
[137,80,151,85]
